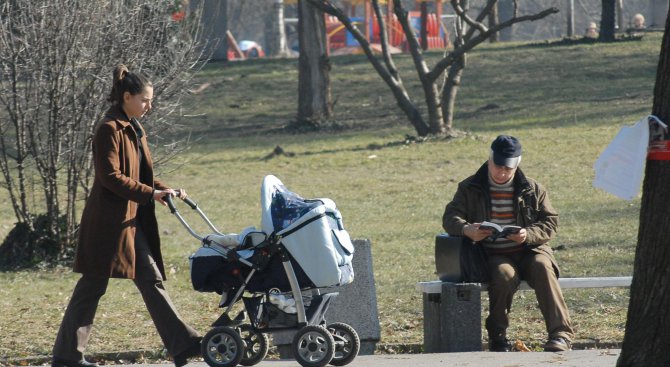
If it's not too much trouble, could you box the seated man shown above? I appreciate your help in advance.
[442,135,574,352]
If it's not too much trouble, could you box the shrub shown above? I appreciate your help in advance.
[0,214,72,270]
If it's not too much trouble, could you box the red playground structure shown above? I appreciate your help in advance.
[325,0,450,54]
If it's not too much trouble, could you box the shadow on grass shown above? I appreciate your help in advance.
[258,133,461,161]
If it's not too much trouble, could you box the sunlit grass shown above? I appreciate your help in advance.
[0,34,663,358]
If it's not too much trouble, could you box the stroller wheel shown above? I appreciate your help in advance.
[326,322,360,366]
[292,325,335,367]
[201,326,245,367]
[238,324,269,366]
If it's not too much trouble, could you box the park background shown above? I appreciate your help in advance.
[0,0,666,362]
[209,0,668,56]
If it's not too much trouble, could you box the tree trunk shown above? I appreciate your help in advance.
[191,0,228,61]
[297,0,332,126]
[566,0,574,38]
[599,0,616,41]
[420,1,428,50]
[617,7,670,366]
[441,54,466,131]
[424,79,446,135]
[615,0,623,32]
[265,0,289,57]
[488,2,499,43]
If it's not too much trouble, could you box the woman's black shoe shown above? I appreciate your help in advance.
[489,337,512,352]
[51,358,99,367]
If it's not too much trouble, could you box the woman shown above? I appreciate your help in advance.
[52,65,201,367]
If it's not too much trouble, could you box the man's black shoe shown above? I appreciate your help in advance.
[489,337,512,352]
[173,338,202,367]
[52,358,99,367]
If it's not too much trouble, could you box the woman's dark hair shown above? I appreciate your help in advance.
[108,64,152,105]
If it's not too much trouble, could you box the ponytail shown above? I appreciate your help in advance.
[108,64,152,105]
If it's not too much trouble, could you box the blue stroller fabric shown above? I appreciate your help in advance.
[270,189,321,232]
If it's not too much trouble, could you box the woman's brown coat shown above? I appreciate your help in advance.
[74,106,169,279]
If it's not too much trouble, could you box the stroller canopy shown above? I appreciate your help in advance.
[261,175,320,234]
[261,175,354,287]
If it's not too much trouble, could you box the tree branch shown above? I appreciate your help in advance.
[450,0,488,34]
[428,7,559,83]
[393,1,430,79]
[370,0,399,80]
[464,0,499,41]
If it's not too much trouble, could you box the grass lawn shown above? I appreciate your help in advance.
[0,33,662,360]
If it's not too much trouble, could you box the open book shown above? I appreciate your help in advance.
[479,221,521,240]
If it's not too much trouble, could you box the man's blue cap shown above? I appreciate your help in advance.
[490,135,522,168]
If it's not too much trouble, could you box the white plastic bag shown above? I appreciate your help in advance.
[593,117,650,200]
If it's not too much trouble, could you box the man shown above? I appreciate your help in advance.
[442,135,574,352]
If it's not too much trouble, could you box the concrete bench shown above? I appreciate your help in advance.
[416,276,632,353]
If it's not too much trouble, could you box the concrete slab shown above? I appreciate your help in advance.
[90,350,621,367]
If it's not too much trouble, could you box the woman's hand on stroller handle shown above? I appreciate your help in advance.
[173,188,188,200]
[162,190,198,214]
[154,189,178,207]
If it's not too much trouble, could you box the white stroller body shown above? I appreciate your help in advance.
[166,175,359,367]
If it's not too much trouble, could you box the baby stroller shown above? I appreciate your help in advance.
[165,175,360,367]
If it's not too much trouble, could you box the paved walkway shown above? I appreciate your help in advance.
[100,350,621,367]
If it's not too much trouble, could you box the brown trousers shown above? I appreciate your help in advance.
[485,250,574,341]
[52,227,199,361]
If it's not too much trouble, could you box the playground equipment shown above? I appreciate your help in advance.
[324,0,450,54]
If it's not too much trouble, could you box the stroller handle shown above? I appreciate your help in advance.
[165,195,178,214]
[164,194,225,240]
[183,197,198,209]
[169,190,198,210]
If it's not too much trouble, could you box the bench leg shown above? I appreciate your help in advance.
[423,283,483,353]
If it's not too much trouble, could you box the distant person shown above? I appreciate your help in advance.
[51,65,201,367]
[442,135,574,352]
[585,21,598,38]
[239,40,265,58]
[632,13,646,29]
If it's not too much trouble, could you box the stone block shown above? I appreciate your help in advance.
[423,282,482,352]
[273,239,380,358]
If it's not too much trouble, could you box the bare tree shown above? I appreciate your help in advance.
[617,6,670,366]
[296,0,332,128]
[599,0,616,41]
[307,0,558,137]
[0,0,205,267]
